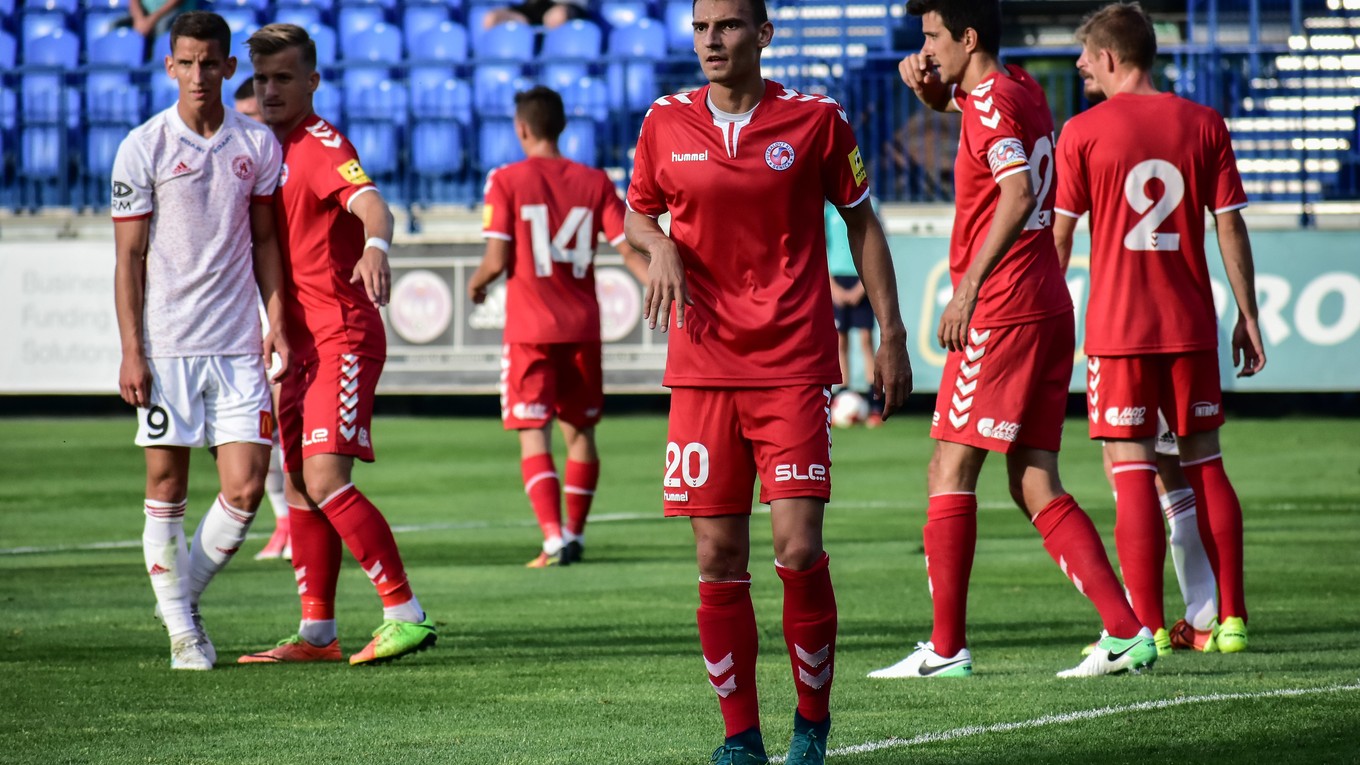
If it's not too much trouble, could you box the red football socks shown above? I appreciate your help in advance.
[924,493,978,657]
[563,459,599,537]
[319,485,413,608]
[1032,494,1142,639]
[521,454,563,542]
[1182,455,1248,622]
[697,577,760,738]
[1112,461,1166,632]
[288,505,342,621]
[777,554,836,725]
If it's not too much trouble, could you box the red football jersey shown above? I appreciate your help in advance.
[627,80,870,388]
[1056,92,1248,355]
[274,115,386,361]
[950,65,1071,328]
[482,157,627,344]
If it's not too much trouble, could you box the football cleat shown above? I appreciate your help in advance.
[170,634,214,671]
[785,711,829,765]
[349,616,437,666]
[254,521,292,561]
[1169,618,1218,652]
[1213,616,1248,653]
[710,729,768,765]
[1153,627,1172,657]
[1057,628,1157,677]
[155,604,216,665]
[525,550,564,568]
[867,641,973,678]
[238,635,343,664]
[562,539,584,564]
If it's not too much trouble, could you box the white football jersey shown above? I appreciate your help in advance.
[111,106,282,357]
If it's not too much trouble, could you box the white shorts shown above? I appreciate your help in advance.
[1154,409,1179,457]
[135,355,274,448]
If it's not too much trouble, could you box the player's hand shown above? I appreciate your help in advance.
[468,282,488,305]
[643,239,691,332]
[119,351,153,408]
[263,329,291,383]
[1232,314,1267,377]
[937,287,977,352]
[873,328,913,419]
[351,247,391,307]
[899,53,950,112]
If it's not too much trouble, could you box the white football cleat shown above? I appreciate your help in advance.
[155,604,216,664]
[868,641,973,678]
[170,634,215,671]
[1057,628,1158,678]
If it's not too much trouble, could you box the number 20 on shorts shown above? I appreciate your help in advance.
[665,441,710,488]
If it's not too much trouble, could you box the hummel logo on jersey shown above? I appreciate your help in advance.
[172,162,192,176]
[664,491,689,502]
[305,119,344,149]
[972,80,1002,129]
[671,151,709,162]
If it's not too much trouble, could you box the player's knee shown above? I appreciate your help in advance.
[145,475,188,503]
[695,540,749,580]
[221,479,265,513]
[774,539,824,571]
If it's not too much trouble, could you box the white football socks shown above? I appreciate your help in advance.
[299,619,338,647]
[1162,487,1218,630]
[143,498,194,639]
[384,596,425,625]
[187,494,256,605]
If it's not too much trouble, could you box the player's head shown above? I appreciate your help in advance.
[1075,2,1157,101]
[905,0,1001,85]
[691,0,773,88]
[165,12,236,111]
[247,24,320,131]
[233,78,261,122]
[514,85,567,147]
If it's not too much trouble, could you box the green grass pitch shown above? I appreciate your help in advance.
[1,414,1357,764]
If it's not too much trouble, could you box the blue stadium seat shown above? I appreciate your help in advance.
[0,30,14,71]
[85,120,132,207]
[276,0,334,18]
[223,60,254,107]
[340,0,395,9]
[216,8,259,35]
[561,76,608,122]
[663,0,692,51]
[410,79,472,203]
[23,0,77,12]
[474,66,529,119]
[0,86,15,132]
[312,79,341,122]
[84,10,125,42]
[472,18,531,58]
[150,70,177,112]
[216,0,270,11]
[473,22,533,117]
[21,11,69,43]
[606,18,664,112]
[540,19,601,92]
[559,118,597,166]
[478,118,525,172]
[86,29,142,123]
[402,4,448,55]
[342,19,400,60]
[346,79,405,198]
[0,0,14,24]
[409,63,456,97]
[410,77,472,125]
[150,29,172,59]
[337,4,386,54]
[308,23,337,66]
[87,26,142,67]
[410,20,468,62]
[599,1,650,30]
[274,6,324,28]
[21,29,79,127]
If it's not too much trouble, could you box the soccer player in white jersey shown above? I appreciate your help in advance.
[112,10,288,670]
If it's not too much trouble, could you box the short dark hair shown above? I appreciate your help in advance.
[169,11,233,58]
[234,78,254,101]
[1077,2,1157,71]
[692,0,769,27]
[246,23,318,72]
[514,86,566,141]
[905,0,1000,56]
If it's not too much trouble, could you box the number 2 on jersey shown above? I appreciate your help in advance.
[521,204,594,278]
[1123,159,1184,251]
[1024,133,1055,230]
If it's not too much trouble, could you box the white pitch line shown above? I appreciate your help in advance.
[769,680,1360,763]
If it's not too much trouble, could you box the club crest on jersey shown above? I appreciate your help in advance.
[765,141,795,171]
[337,159,372,185]
[231,155,254,180]
[279,163,289,187]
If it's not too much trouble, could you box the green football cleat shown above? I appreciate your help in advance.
[1214,616,1248,653]
[1057,628,1158,677]
[349,616,437,666]
[785,712,829,765]
[1153,627,1172,657]
[710,729,768,765]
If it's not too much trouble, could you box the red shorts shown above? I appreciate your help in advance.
[664,385,833,517]
[930,313,1073,453]
[500,342,603,430]
[1086,350,1224,440]
[278,353,382,472]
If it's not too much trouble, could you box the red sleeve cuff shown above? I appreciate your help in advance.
[111,212,153,222]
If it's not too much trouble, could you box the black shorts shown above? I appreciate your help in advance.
[832,276,875,332]
[509,0,587,25]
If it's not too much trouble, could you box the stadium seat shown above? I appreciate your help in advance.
[308,23,337,67]
[83,10,126,42]
[274,6,324,28]
[86,28,142,123]
[409,63,457,97]
[410,20,468,63]
[599,1,650,30]
[559,118,597,166]
[473,22,533,117]
[337,4,386,54]
[402,3,448,55]
[0,86,15,132]
[540,19,601,93]
[561,76,608,122]
[223,60,254,107]
[149,29,172,60]
[276,0,334,18]
[85,119,133,208]
[150,70,177,112]
[87,26,142,67]
[216,0,270,11]
[342,19,401,60]
[21,29,79,125]
[23,0,76,12]
[472,17,531,58]
[663,0,692,51]
[346,78,405,198]
[21,11,69,43]
[410,79,472,204]
[0,30,14,71]
[606,18,664,112]
[410,77,472,125]
[216,8,260,35]
[474,65,529,119]
[313,79,341,122]
[477,118,525,172]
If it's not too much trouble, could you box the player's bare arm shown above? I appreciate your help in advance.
[617,241,652,285]
[114,218,152,408]
[840,200,913,415]
[1216,209,1267,377]
[899,52,959,113]
[348,190,395,307]
[468,238,510,305]
[1053,212,1079,273]
[625,210,691,332]
[939,170,1036,352]
[249,203,291,382]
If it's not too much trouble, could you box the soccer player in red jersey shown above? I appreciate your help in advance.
[1054,1,1265,654]
[625,1,913,761]
[236,24,436,666]
[470,86,650,569]
[868,0,1156,681]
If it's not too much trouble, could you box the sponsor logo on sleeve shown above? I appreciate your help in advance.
[231,155,254,180]
[765,141,795,171]
[482,204,494,229]
[987,137,1028,177]
[337,158,372,185]
[848,146,867,185]
[112,181,133,198]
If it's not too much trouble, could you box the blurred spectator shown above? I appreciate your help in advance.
[118,0,199,58]
[234,79,261,122]
[483,0,590,30]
